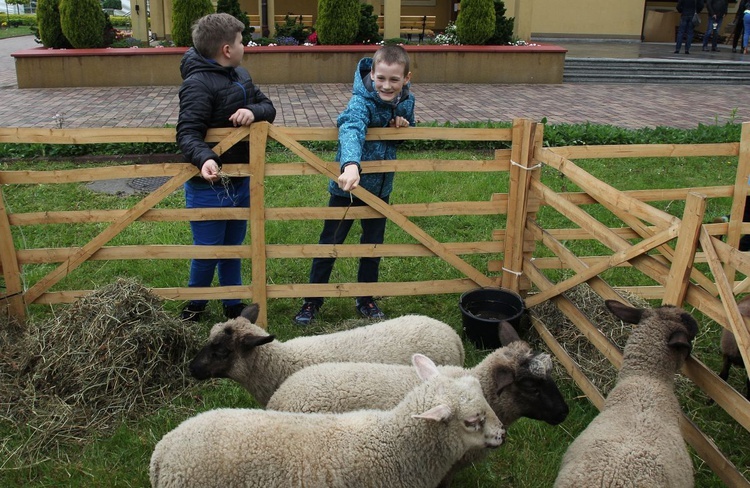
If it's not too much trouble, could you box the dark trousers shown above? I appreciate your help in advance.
[306,193,389,307]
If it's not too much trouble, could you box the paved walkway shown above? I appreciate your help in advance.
[1,36,750,129]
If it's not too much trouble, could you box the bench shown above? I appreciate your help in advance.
[377,15,436,42]
[247,14,314,29]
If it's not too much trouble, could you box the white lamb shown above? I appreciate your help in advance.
[188,304,465,406]
[150,354,506,488]
[267,320,569,488]
[553,300,698,488]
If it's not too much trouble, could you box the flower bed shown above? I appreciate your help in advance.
[12,44,566,88]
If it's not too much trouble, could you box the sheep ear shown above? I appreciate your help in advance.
[412,354,440,382]
[605,300,644,324]
[498,320,520,346]
[668,330,692,354]
[239,334,275,350]
[240,303,260,322]
[493,364,515,393]
[412,404,452,422]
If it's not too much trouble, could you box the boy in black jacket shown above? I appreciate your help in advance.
[177,13,276,321]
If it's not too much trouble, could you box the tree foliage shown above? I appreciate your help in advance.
[216,0,254,45]
[171,0,215,47]
[59,0,106,48]
[485,0,514,45]
[354,3,382,44]
[36,0,72,48]
[456,0,496,45]
[316,0,359,45]
[101,0,122,10]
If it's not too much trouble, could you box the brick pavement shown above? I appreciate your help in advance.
[1,35,750,130]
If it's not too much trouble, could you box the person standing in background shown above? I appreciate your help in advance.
[702,0,728,51]
[675,0,705,54]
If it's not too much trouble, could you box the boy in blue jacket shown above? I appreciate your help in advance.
[178,13,276,321]
[294,44,416,326]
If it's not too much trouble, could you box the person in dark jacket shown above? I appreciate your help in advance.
[177,13,276,322]
[731,0,748,52]
[293,45,416,326]
[702,0,728,51]
[675,0,705,54]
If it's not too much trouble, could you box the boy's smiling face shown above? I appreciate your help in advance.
[371,61,411,102]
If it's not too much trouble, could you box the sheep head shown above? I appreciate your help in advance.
[605,300,698,374]
[188,308,275,381]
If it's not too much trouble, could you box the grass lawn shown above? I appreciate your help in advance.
[0,26,34,40]
[0,124,748,487]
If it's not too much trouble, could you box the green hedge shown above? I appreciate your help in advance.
[3,14,37,27]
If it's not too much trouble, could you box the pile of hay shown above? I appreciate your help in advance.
[0,278,205,467]
[529,284,695,400]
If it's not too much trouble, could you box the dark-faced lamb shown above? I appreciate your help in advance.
[718,295,750,400]
[553,300,698,488]
[188,304,465,406]
[150,354,505,488]
[267,321,569,488]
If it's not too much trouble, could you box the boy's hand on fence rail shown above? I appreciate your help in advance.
[390,116,410,128]
[338,163,360,192]
[229,108,256,127]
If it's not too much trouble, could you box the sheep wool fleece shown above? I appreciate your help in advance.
[150,362,505,488]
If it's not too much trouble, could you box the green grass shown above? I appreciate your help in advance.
[0,26,33,40]
[1,122,749,487]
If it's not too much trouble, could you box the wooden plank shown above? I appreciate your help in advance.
[700,226,750,390]
[526,224,678,308]
[23,165,197,305]
[267,125,496,288]
[724,122,750,280]
[546,186,732,206]
[0,186,25,320]
[662,192,706,306]
[549,142,738,159]
[0,163,188,185]
[16,241,501,265]
[0,127,176,144]
[249,123,269,327]
[530,314,606,410]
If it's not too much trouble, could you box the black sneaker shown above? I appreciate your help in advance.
[224,302,248,319]
[181,302,206,322]
[294,302,319,326]
[356,299,386,320]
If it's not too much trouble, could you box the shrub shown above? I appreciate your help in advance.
[354,3,382,44]
[274,14,313,45]
[36,0,71,48]
[316,0,359,45]
[456,0,495,45]
[434,21,460,45]
[59,0,106,48]
[171,0,214,47]
[485,0,514,45]
[216,0,254,45]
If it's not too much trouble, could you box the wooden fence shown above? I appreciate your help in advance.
[0,120,749,485]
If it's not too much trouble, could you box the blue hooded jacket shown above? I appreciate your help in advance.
[330,56,416,198]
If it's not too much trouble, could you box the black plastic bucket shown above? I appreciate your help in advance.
[459,287,526,350]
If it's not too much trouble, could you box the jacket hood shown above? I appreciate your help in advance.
[354,57,410,108]
[180,47,234,80]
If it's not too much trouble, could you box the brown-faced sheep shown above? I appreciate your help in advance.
[553,300,698,488]
[188,305,465,406]
[718,295,750,400]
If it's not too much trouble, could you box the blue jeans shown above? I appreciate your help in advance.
[702,15,724,50]
[305,193,389,307]
[185,177,250,307]
[744,13,750,49]
[675,14,695,53]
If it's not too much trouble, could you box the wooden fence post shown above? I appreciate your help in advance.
[249,122,270,328]
[662,192,706,306]
[0,185,25,322]
[725,121,750,285]
[502,118,538,292]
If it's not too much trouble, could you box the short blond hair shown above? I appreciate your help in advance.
[192,13,244,59]
[372,45,410,76]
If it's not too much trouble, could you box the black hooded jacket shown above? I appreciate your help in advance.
[177,47,276,169]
